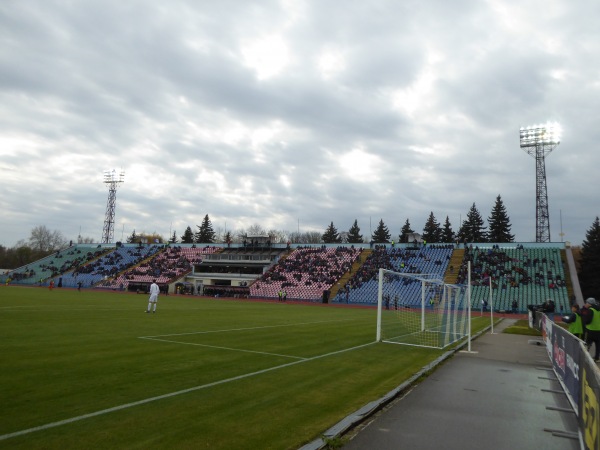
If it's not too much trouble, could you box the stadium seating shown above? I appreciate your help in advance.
[57,245,162,288]
[332,245,453,305]
[249,246,362,301]
[96,245,219,289]
[459,246,569,313]
[331,245,570,313]
[1,246,108,286]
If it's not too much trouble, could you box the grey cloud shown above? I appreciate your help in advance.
[0,0,598,248]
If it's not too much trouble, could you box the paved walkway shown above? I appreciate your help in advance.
[341,319,580,450]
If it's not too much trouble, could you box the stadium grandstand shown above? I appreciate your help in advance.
[0,245,112,286]
[249,245,362,302]
[331,244,454,306]
[96,245,219,292]
[0,241,579,313]
[57,244,162,289]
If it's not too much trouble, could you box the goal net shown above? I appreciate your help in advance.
[376,268,470,349]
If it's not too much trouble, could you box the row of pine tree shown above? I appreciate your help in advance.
[147,195,514,245]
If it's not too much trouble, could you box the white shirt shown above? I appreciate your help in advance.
[150,282,160,296]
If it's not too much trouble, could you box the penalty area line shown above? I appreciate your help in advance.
[138,317,358,339]
[139,336,307,360]
[0,341,376,442]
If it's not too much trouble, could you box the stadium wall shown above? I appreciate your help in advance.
[531,312,600,450]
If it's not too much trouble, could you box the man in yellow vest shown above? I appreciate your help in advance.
[563,304,584,340]
[582,298,600,362]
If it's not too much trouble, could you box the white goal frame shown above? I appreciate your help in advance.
[376,268,471,349]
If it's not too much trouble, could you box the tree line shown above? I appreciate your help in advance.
[128,196,514,246]
[324,196,513,245]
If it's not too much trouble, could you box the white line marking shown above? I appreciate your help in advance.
[0,341,376,441]
[139,318,355,339]
[139,336,307,360]
[0,306,41,309]
[0,307,136,312]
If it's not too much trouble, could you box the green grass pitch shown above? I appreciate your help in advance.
[0,286,488,449]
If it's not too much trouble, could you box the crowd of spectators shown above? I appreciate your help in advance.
[343,245,451,291]
[333,245,453,304]
[456,246,566,290]
[259,246,360,289]
[97,245,218,289]
[122,247,191,280]
[251,246,361,300]
[3,247,108,284]
[77,247,159,277]
[57,245,162,288]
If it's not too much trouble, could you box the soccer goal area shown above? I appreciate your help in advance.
[376,268,470,349]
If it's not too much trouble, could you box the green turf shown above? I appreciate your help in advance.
[502,319,543,336]
[0,287,489,449]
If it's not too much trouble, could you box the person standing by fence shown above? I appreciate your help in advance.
[581,298,600,361]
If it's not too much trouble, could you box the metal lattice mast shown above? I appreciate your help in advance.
[519,124,560,243]
[101,169,125,244]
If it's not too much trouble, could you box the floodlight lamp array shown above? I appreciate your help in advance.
[519,122,561,147]
[103,169,125,184]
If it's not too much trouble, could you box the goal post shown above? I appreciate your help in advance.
[376,268,470,349]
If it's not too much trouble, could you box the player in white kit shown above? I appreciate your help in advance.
[146,280,160,313]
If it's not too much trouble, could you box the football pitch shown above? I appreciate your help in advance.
[0,287,488,449]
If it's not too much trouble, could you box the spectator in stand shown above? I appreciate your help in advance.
[511,299,518,314]
[542,299,555,321]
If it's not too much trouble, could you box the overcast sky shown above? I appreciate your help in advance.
[1,0,599,247]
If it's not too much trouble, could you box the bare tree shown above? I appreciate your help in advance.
[278,230,325,244]
[247,224,267,236]
[235,228,247,243]
[304,231,323,244]
[213,226,225,243]
[267,229,288,244]
[14,239,28,248]
[287,231,303,244]
[29,226,67,252]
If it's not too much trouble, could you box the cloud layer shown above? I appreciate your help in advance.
[1,0,599,246]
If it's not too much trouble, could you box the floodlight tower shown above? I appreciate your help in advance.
[101,169,125,244]
[519,123,560,242]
